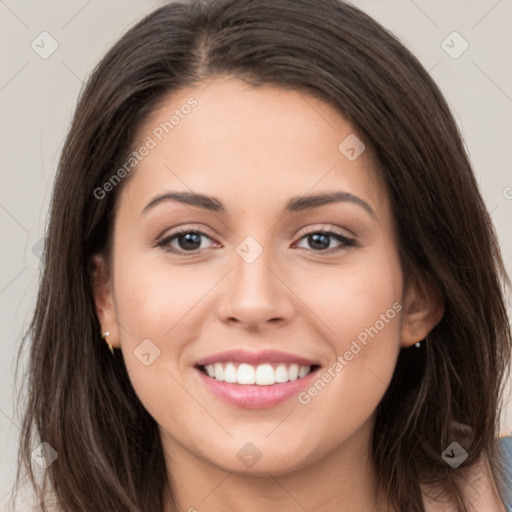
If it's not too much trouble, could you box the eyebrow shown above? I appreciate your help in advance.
[141,191,376,219]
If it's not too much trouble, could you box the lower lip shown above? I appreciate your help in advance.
[195,367,320,408]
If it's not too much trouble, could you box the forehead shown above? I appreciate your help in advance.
[118,77,388,220]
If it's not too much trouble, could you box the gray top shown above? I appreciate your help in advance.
[499,436,512,511]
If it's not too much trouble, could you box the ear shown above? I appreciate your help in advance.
[401,271,444,348]
[90,254,119,349]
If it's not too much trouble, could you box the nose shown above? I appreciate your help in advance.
[217,245,295,332]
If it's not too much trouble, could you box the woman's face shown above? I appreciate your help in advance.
[94,77,437,476]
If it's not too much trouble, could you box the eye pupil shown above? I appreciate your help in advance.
[309,233,330,250]
[179,232,201,250]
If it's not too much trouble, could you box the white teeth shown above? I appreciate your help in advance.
[288,364,299,381]
[237,363,255,384]
[255,364,275,385]
[275,364,289,383]
[202,362,313,385]
[224,363,237,383]
[298,365,310,378]
[214,362,224,381]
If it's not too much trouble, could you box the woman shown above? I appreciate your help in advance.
[13,0,512,510]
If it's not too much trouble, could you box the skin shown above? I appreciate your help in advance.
[92,77,446,512]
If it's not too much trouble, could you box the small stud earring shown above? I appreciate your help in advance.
[415,341,421,348]
[102,331,114,355]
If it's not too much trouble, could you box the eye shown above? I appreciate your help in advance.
[294,228,356,253]
[155,226,356,255]
[156,227,218,254]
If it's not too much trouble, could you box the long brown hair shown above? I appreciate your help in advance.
[12,0,511,510]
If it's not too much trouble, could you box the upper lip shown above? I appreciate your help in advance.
[195,349,320,367]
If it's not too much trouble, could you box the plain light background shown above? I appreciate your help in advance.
[1,0,511,509]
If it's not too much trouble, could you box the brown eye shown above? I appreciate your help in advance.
[295,230,356,253]
[157,228,217,254]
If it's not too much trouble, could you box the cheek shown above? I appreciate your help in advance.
[293,241,403,353]
[331,270,401,350]
[291,242,401,366]
[110,249,234,418]
[112,250,208,341]
[110,251,202,403]
[293,247,403,435]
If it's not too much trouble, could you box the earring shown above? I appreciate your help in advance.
[415,341,421,348]
[102,331,114,355]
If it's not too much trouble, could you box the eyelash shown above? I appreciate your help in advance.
[155,226,357,256]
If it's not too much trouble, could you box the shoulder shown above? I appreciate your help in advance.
[421,447,508,512]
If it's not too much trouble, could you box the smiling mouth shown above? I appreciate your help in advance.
[196,362,321,386]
